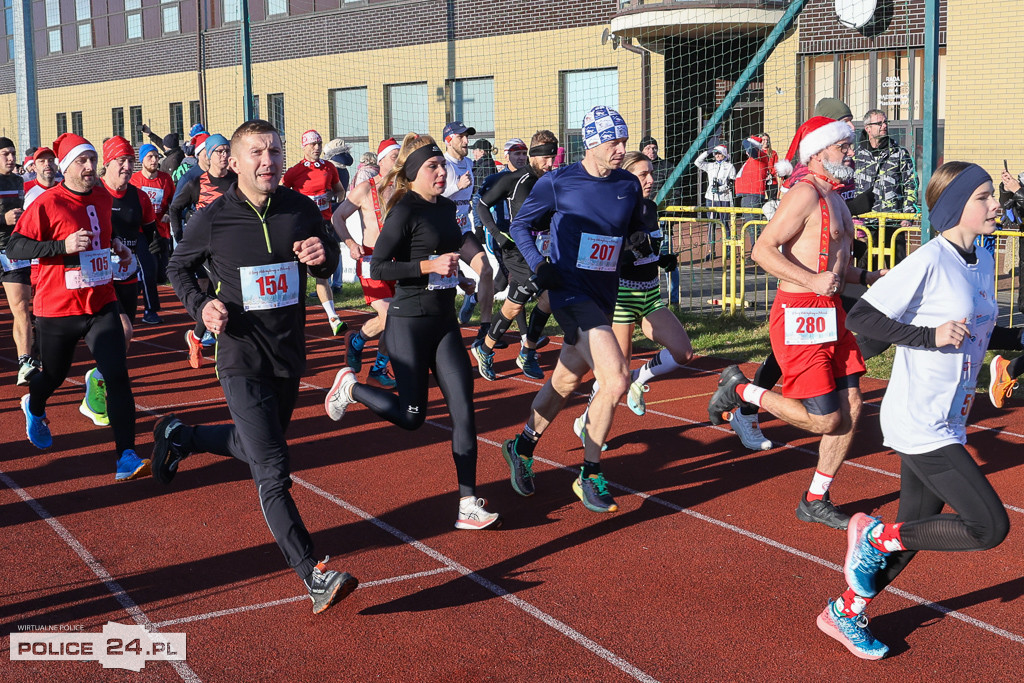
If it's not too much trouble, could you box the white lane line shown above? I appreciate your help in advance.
[151,567,457,629]
[0,469,202,683]
[292,476,660,683]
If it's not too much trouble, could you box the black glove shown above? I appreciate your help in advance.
[148,236,165,255]
[658,253,678,271]
[533,261,563,291]
[627,231,654,258]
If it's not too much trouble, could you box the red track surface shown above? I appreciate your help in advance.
[2,287,1023,681]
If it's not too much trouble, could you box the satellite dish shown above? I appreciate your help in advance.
[835,0,877,29]
[600,27,620,50]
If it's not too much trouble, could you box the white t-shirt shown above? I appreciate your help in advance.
[861,236,997,454]
[443,153,474,233]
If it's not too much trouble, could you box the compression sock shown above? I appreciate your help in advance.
[1008,354,1024,379]
[322,300,338,320]
[581,460,601,478]
[526,308,550,343]
[806,469,833,502]
[836,587,873,618]
[633,349,681,385]
[477,322,490,341]
[868,522,905,553]
[515,309,528,334]
[350,330,367,352]
[486,312,514,345]
[372,353,389,372]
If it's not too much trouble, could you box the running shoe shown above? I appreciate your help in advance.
[501,438,535,497]
[367,366,397,390]
[572,415,607,452]
[988,354,1017,409]
[200,331,216,347]
[572,470,618,513]
[185,330,204,369]
[707,364,751,425]
[16,356,39,386]
[329,316,348,336]
[816,599,889,660]
[796,491,850,530]
[458,293,477,325]
[626,379,649,416]
[844,512,888,598]
[325,367,357,421]
[21,394,52,449]
[141,310,163,325]
[306,556,359,615]
[516,348,544,380]
[152,415,191,485]
[80,368,108,426]
[728,409,772,451]
[115,449,151,482]
[455,497,500,530]
[471,342,496,381]
[345,330,363,373]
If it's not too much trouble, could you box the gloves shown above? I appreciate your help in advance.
[533,261,563,291]
[658,253,678,271]
[627,231,654,258]
[149,236,167,255]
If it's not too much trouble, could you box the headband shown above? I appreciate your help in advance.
[301,130,322,147]
[529,142,558,157]
[929,164,992,232]
[403,144,444,181]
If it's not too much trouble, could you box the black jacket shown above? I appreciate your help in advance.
[168,184,339,379]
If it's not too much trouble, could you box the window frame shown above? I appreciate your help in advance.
[129,106,143,147]
[112,107,125,138]
[385,81,429,140]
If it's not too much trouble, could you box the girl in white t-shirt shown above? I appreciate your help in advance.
[817,162,1013,660]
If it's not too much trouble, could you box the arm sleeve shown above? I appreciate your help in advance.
[369,204,423,281]
[5,231,66,259]
[167,212,214,320]
[475,174,511,246]
[846,298,937,348]
[509,174,555,272]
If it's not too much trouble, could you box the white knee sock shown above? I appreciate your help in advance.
[634,349,680,385]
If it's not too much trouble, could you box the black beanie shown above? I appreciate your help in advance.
[0,137,15,151]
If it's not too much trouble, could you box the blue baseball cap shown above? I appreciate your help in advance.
[443,121,476,140]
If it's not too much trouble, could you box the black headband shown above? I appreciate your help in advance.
[404,144,444,181]
[929,164,991,232]
[529,142,558,157]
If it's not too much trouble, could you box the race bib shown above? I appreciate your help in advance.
[535,233,551,258]
[947,358,976,427]
[64,248,112,290]
[312,193,330,211]
[0,250,29,272]
[456,211,471,234]
[576,233,622,272]
[783,306,838,345]
[142,187,165,212]
[240,261,299,311]
[111,251,137,281]
[426,255,459,291]
[358,255,371,278]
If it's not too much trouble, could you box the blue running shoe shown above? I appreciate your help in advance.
[844,512,888,598]
[500,438,535,497]
[572,470,618,513]
[816,599,889,660]
[471,342,496,381]
[115,449,151,482]
[516,348,543,380]
[367,366,397,390]
[22,394,52,449]
[200,331,216,347]
[458,293,477,325]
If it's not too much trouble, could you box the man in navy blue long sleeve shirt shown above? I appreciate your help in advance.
[500,106,645,514]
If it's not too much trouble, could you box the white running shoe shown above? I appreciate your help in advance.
[455,497,500,530]
[728,409,772,451]
[325,367,357,421]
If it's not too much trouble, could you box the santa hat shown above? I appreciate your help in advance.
[102,136,134,166]
[377,138,399,160]
[191,133,210,157]
[53,133,96,174]
[301,130,322,147]
[745,135,763,149]
[775,116,853,177]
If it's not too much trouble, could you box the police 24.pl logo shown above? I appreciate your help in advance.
[11,621,186,672]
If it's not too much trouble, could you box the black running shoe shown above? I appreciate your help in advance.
[708,365,751,425]
[307,557,359,615]
[501,438,535,497]
[796,491,850,530]
[152,415,191,485]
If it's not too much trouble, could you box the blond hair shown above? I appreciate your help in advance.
[383,132,440,215]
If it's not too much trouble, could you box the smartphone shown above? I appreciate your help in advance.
[1004,159,1009,172]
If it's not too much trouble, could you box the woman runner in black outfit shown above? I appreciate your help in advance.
[325,133,499,530]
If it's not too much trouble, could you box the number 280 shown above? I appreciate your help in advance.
[794,316,827,334]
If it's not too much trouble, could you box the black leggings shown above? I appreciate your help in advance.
[113,281,139,323]
[136,235,160,313]
[875,443,1010,592]
[31,302,135,455]
[352,314,478,498]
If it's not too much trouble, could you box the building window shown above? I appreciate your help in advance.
[386,82,428,139]
[189,100,202,130]
[268,93,285,137]
[223,0,241,24]
[45,0,60,53]
[252,94,260,119]
[161,0,180,34]
[267,0,287,16]
[3,0,13,63]
[56,112,67,136]
[129,106,143,147]
[329,87,369,161]
[561,68,618,163]
[448,77,494,148]
[126,0,142,40]
[75,0,91,48]
[169,102,183,135]
[71,111,83,137]
[112,107,125,138]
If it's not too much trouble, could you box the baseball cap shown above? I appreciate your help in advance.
[471,139,492,151]
[443,121,476,139]
[503,138,527,153]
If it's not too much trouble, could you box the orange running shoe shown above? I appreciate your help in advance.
[185,330,204,369]
[988,355,1017,409]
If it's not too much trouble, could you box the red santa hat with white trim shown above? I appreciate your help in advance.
[53,133,96,174]
[377,138,399,160]
[775,116,853,177]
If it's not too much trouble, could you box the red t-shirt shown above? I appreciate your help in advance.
[282,159,339,219]
[14,183,117,317]
[130,170,176,238]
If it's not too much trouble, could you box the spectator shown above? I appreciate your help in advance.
[998,168,1024,312]
[323,138,353,193]
[471,139,498,188]
[694,145,736,260]
[735,134,778,210]
[639,135,672,200]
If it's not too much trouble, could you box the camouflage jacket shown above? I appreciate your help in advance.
[853,134,919,221]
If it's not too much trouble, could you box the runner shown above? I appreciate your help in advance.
[7,133,149,481]
[157,119,358,614]
[574,150,691,436]
[0,136,37,385]
[131,142,176,286]
[282,129,348,336]
[498,106,645,514]
[24,147,59,208]
[818,161,1011,659]
[324,133,500,531]
[471,130,560,380]
[707,116,867,530]
[330,137,400,389]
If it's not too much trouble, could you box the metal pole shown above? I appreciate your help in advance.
[654,0,806,206]
[920,0,940,243]
[240,0,254,121]
[12,0,39,151]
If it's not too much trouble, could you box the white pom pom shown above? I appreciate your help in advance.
[775,160,793,177]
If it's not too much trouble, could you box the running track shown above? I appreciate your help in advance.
[1,288,1022,681]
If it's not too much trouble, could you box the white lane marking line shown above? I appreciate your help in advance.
[151,567,456,629]
[0,469,202,683]
[292,476,660,683]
